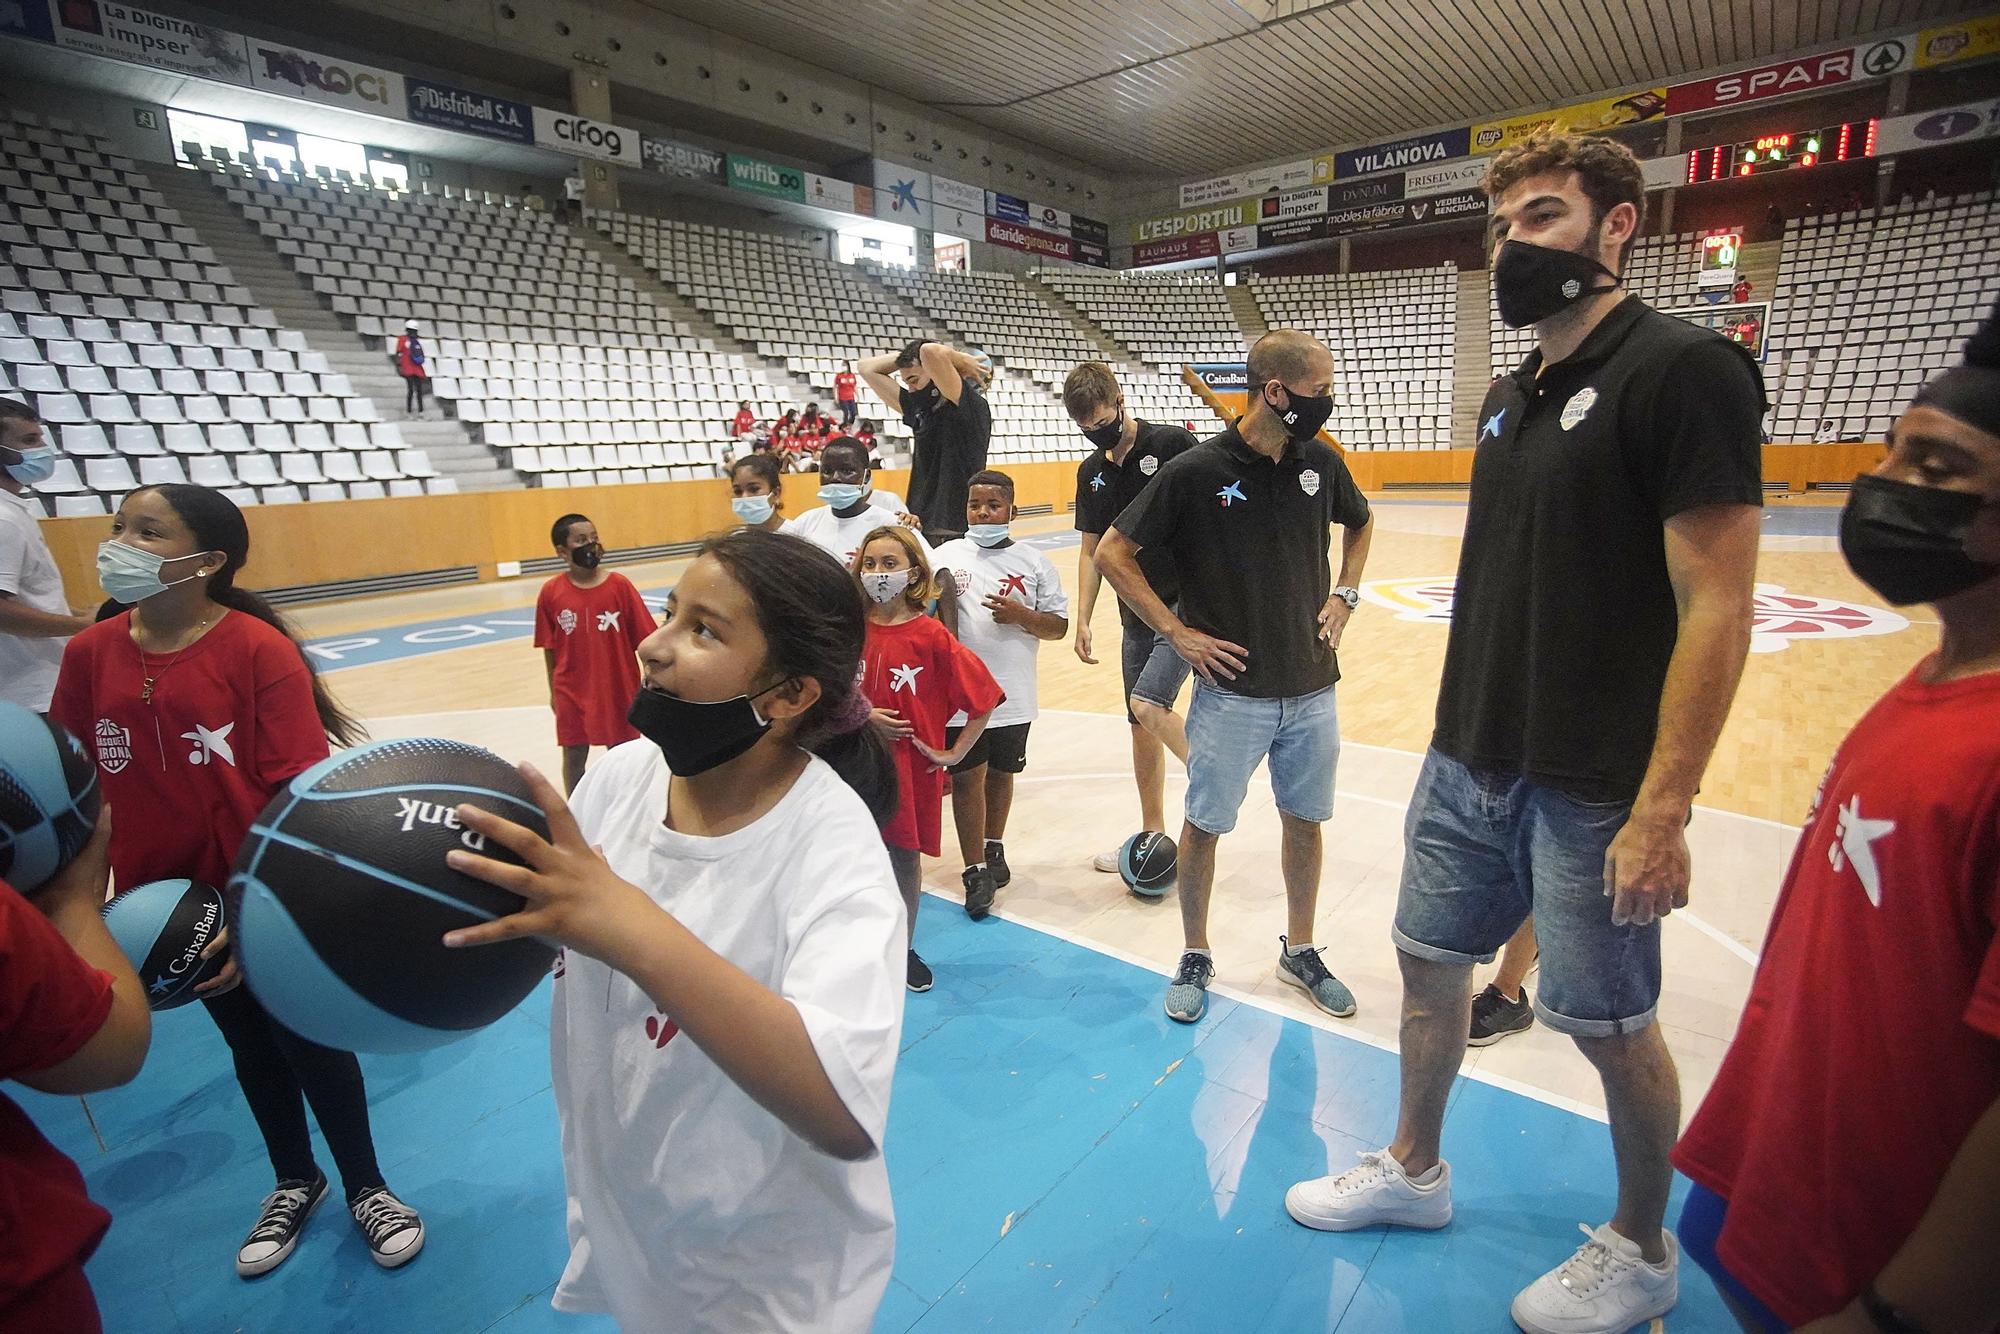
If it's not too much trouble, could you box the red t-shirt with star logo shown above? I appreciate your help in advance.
[534,572,655,748]
[859,615,1002,855]
[49,610,332,889]
[1673,659,2000,1326]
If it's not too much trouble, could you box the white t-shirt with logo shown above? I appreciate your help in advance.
[0,488,73,710]
[551,741,905,1334]
[781,506,913,569]
[932,537,1069,728]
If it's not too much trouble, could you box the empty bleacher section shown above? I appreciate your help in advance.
[1033,270,1248,367]
[1247,267,1457,451]
[0,111,444,515]
[1763,192,2000,444]
[180,166,770,489]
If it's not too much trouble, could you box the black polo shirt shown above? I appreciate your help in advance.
[1433,296,1766,802]
[1074,419,1197,628]
[1113,425,1370,699]
[900,381,992,542]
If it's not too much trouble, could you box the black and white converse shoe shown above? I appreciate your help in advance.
[350,1187,426,1269]
[236,1171,328,1277]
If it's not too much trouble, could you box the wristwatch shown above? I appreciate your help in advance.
[1333,586,1360,611]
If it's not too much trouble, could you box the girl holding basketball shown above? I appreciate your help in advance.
[855,525,1003,992]
[443,528,907,1334]
[48,484,425,1279]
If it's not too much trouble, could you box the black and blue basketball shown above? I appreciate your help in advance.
[0,701,100,896]
[1119,831,1177,898]
[103,879,227,1011]
[227,737,554,1053]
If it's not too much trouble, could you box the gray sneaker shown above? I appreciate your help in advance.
[1163,951,1215,1023]
[1277,938,1357,1018]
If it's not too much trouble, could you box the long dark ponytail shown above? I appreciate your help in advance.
[134,484,365,746]
[699,528,898,826]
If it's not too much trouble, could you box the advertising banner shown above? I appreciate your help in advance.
[532,107,642,167]
[1873,97,2000,157]
[1259,186,1327,221]
[1132,233,1219,266]
[931,174,985,214]
[1219,225,1259,253]
[1330,173,1405,210]
[0,0,55,41]
[1406,156,1489,199]
[1131,197,1258,245]
[1190,364,1248,391]
[804,173,858,213]
[934,206,983,238]
[1256,216,1330,248]
[247,42,402,116]
[54,0,251,84]
[1473,88,1666,154]
[1070,213,1110,246]
[988,191,1030,223]
[1335,127,1470,178]
[1031,200,1071,233]
[1665,45,1902,115]
[407,78,532,143]
[727,153,805,203]
[872,160,930,221]
[641,135,725,183]
[1405,189,1488,223]
[986,217,1074,261]
[1075,239,1110,268]
[1915,15,2000,68]
[1177,155,1332,209]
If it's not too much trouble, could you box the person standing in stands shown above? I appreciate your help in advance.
[1672,302,2000,1334]
[1095,329,1374,1030]
[0,399,90,712]
[835,362,860,429]
[1283,132,1765,1334]
[393,320,428,419]
[1063,363,1196,877]
[537,513,656,795]
[858,341,991,544]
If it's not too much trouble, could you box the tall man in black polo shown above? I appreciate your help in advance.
[1283,133,1765,1334]
[1065,361,1197,873]
[1098,329,1374,1027]
[858,340,992,544]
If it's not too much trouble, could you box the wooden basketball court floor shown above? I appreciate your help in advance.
[27,493,1929,1331]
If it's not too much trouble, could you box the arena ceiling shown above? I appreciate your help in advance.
[636,0,1994,176]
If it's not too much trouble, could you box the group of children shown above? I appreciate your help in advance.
[730,400,881,473]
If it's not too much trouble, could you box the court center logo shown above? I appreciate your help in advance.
[1360,578,1910,652]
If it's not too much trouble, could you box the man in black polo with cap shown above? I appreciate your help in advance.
[1096,328,1374,1029]
[1284,131,1766,1334]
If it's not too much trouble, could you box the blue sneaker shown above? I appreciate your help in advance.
[1278,938,1357,1019]
[1163,951,1214,1023]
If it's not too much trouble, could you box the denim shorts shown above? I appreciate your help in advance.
[1392,747,1661,1038]
[1184,681,1338,835]
[1118,613,1192,726]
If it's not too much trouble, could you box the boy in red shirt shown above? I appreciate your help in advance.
[535,514,655,794]
[857,525,1002,993]
[2,822,150,1334]
[835,362,859,428]
[1673,304,2000,1332]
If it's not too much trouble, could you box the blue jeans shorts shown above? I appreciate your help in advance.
[1392,747,1662,1038]
[1118,613,1192,726]
[1184,681,1338,835]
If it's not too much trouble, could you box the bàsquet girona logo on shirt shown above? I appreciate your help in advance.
[94,718,132,773]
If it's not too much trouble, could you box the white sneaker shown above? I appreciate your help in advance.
[1510,1223,1678,1334]
[1092,848,1119,874]
[1285,1148,1452,1231]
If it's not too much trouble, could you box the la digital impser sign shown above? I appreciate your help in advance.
[1685,119,1877,184]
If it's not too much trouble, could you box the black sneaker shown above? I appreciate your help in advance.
[1468,983,1534,1047]
[962,865,997,921]
[236,1170,328,1277]
[984,840,1011,889]
[349,1187,425,1269]
[907,950,933,993]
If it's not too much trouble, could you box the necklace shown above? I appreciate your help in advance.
[138,612,215,704]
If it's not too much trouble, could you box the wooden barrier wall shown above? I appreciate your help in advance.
[39,444,1887,603]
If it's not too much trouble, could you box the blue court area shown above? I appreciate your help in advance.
[25,902,1730,1332]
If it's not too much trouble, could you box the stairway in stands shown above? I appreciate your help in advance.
[150,169,517,491]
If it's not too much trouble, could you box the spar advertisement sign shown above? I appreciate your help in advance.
[1666,37,1913,114]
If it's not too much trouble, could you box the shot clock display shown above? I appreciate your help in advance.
[1685,119,1878,184]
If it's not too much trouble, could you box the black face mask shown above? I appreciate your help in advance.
[570,543,602,570]
[1839,474,2000,606]
[627,680,787,776]
[1082,411,1124,451]
[1268,383,1333,443]
[1492,238,1620,328]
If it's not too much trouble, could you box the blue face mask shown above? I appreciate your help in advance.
[3,446,55,485]
[818,483,866,510]
[731,495,774,525]
[965,523,1011,547]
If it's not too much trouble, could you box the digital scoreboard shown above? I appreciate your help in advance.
[1685,119,1877,184]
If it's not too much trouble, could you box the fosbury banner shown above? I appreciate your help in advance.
[248,41,403,116]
